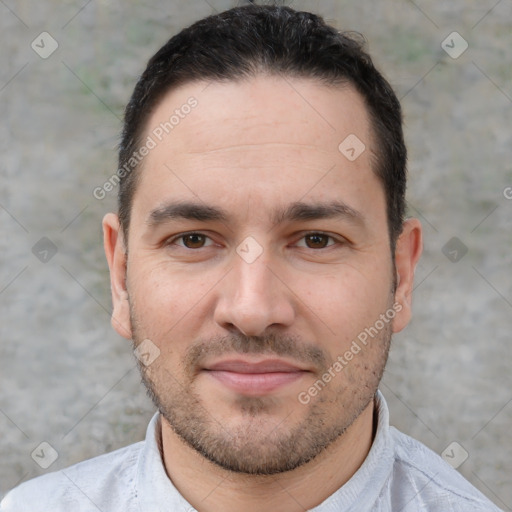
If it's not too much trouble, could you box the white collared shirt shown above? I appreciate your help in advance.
[1,391,502,511]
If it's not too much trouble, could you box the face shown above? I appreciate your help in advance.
[104,76,421,475]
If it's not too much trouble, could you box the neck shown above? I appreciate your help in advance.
[160,399,376,512]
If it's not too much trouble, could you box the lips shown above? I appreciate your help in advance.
[206,359,306,373]
[203,358,308,395]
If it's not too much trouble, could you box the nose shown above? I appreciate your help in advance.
[213,249,296,337]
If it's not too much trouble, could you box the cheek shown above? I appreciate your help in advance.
[296,269,393,373]
[128,259,217,336]
[302,265,391,326]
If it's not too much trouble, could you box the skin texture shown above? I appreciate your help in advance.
[103,75,422,512]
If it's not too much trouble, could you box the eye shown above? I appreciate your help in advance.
[296,232,337,249]
[170,232,214,249]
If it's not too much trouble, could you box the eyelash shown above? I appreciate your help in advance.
[168,232,215,249]
[166,231,341,250]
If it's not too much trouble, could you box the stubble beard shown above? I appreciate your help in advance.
[130,303,392,475]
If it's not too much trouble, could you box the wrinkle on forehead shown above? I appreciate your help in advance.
[184,142,332,156]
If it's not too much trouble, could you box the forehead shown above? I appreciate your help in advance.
[132,75,382,224]
[145,75,372,153]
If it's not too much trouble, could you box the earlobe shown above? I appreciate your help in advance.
[392,218,423,333]
[102,213,132,340]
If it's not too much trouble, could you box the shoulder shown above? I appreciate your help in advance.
[1,441,143,512]
[389,427,502,511]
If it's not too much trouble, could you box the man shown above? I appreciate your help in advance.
[1,5,502,511]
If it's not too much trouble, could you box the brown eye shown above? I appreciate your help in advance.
[182,233,207,248]
[304,233,330,249]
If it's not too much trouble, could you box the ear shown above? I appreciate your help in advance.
[103,213,132,339]
[392,218,423,333]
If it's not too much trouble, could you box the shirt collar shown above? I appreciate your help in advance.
[136,413,192,512]
[136,390,393,512]
[310,390,394,511]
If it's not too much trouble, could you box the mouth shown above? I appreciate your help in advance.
[202,358,310,395]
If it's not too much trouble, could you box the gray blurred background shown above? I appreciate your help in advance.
[0,0,511,507]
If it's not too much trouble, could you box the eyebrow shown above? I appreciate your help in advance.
[148,202,228,225]
[271,200,364,226]
[147,200,364,228]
